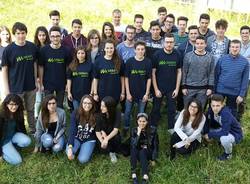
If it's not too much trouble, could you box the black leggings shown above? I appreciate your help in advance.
[130,147,149,176]
[170,132,200,156]
[97,134,121,153]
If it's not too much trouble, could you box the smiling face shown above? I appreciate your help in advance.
[81,97,93,112]
[37,31,47,45]
[50,30,61,45]
[77,49,86,62]
[104,42,115,58]
[134,17,143,31]
[104,25,112,38]
[199,18,210,31]
[230,42,241,56]
[135,44,145,58]
[188,102,199,116]
[89,34,100,47]
[7,101,19,113]
[0,30,10,43]
[72,23,82,36]
[240,29,250,42]
[195,38,206,53]
[47,99,57,113]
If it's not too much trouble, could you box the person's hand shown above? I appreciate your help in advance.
[93,94,99,102]
[67,148,74,160]
[184,140,190,149]
[137,127,142,136]
[236,96,243,105]
[120,93,125,101]
[142,94,149,102]
[53,137,59,144]
[206,89,212,96]
[172,89,179,98]
[68,92,73,101]
[126,93,133,102]
[182,89,188,96]
[101,138,108,149]
[155,89,162,98]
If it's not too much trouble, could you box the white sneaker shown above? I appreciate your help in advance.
[109,152,117,163]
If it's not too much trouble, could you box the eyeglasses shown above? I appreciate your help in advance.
[50,35,61,39]
[48,102,56,105]
[90,37,99,40]
[189,105,198,109]
[82,102,92,105]
[8,103,18,106]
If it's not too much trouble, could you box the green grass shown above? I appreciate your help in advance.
[1,0,250,183]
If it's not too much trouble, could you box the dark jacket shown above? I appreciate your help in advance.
[130,126,159,161]
[0,116,27,156]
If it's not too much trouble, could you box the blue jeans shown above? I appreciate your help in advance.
[35,91,44,118]
[124,100,146,129]
[40,133,65,153]
[2,132,31,165]
[72,99,80,110]
[66,138,96,164]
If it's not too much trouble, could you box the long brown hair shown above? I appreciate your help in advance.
[76,95,96,127]
[41,95,57,129]
[34,26,50,47]
[182,98,203,129]
[0,25,12,45]
[101,22,117,41]
[69,46,87,71]
[87,29,101,51]
[104,38,121,71]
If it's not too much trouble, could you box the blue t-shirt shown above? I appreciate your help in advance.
[67,60,93,101]
[153,49,182,93]
[93,56,124,102]
[38,45,71,91]
[116,42,135,63]
[1,41,38,93]
[125,57,152,102]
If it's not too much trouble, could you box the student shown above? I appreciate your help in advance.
[150,33,182,134]
[112,9,127,43]
[62,19,87,55]
[130,113,158,184]
[93,39,125,103]
[66,95,96,164]
[34,95,66,153]
[1,22,39,133]
[95,96,122,163]
[156,6,168,27]
[182,36,214,109]
[86,29,102,63]
[198,13,215,40]
[207,19,230,64]
[0,94,31,165]
[38,26,71,108]
[173,16,189,48]
[116,25,136,64]
[48,10,68,39]
[160,13,178,37]
[215,39,249,120]
[0,26,12,100]
[134,14,149,41]
[34,26,50,119]
[124,41,152,134]
[169,98,205,160]
[203,94,243,161]
[100,22,118,50]
[67,46,93,110]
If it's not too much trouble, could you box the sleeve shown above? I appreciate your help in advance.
[34,113,45,147]
[174,110,188,141]
[1,47,9,67]
[182,54,189,88]
[93,60,100,79]
[65,47,72,66]
[18,118,27,134]
[208,55,215,89]
[66,68,73,80]
[146,59,152,79]
[188,115,206,142]
[55,109,66,140]
[152,52,158,69]
[176,50,182,68]
[214,58,222,92]
[239,61,249,97]
[38,47,44,66]
[113,111,121,129]
[68,111,77,146]
[124,60,130,78]
[89,62,94,79]
[119,60,125,77]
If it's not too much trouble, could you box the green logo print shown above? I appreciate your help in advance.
[16,55,33,62]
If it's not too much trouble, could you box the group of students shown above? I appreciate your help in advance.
[0,6,249,184]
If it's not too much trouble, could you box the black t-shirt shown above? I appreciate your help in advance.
[95,111,121,135]
[144,36,164,62]
[75,123,95,143]
[48,122,57,136]
[153,49,182,93]
[67,61,93,101]
[38,45,71,91]
[93,56,124,102]
[125,57,152,102]
[1,41,38,93]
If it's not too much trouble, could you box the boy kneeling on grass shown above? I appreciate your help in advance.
[203,94,243,161]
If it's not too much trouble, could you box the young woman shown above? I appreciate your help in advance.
[34,26,50,119]
[67,46,93,110]
[87,29,102,63]
[100,22,118,50]
[169,98,206,160]
[0,94,31,165]
[66,95,96,163]
[95,96,121,163]
[0,26,12,100]
[130,113,158,184]
[93,39,125,104]
[34,95,66,153]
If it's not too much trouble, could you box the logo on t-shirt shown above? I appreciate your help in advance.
[48,58,64,63]
[72,71,89,78]
[159,60,176,67]
[16,55,33,62]
[100,69,118,75]
[131,69,146,75]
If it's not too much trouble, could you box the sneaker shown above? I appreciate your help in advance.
[109,152,117,163]
[217,152,232,161]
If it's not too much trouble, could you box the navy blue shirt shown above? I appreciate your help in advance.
[67,60,93,101]
[94,56,124,102]
[1,41,38,93]
[125,57,152,102]
[153,49,181,93]
[144,36,164,62]
[38,45,71,91]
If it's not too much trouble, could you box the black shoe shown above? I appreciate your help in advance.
[132,177,139,184]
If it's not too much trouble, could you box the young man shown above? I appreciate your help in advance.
[124,41,152,134]
[62,19,87,55]
[207,19,230,64]
[1,22,38,133]
[38,26,71,108]
[48,10,68,39]
[160,14,178,37]
[144,21,164,61]
[182,36,214,109]
[156,6,167,27]
[215,40,249,120]
[203,94,243,161]
[173,16,189,48]
[116,25,136,63]
[133,14,149,41]
[112,9,127,43]
[150,33,182,133]
[198,13,215,40]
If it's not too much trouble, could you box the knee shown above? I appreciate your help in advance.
[14,133,31,148]
[78,155,91,164]
[41,133,53,148]
[7,155,22,165]
[52,144,64,153]
[220,136,231,147]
